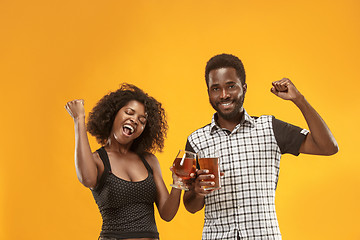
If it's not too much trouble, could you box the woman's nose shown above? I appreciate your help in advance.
[130,117,138,125]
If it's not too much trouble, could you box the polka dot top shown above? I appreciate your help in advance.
[91,147,159,239]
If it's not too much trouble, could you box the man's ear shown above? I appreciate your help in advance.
[243,83,247,94]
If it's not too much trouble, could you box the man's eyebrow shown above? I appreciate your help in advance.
[225,80,237,84]
[209,83,220,88]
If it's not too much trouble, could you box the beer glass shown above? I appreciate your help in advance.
[198,149,221,190]
[170,150,197,191]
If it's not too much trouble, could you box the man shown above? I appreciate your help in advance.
[183,53,338,240]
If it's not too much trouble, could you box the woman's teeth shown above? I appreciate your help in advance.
[123,124,135,134]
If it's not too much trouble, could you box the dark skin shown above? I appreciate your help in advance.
[66,99,182,240]
[208,67,247,131]
[184,67,339,213]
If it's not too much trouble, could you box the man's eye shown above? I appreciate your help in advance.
[212,87,219,91]
[229,85,235,89]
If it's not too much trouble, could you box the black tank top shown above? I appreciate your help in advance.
[91,147,159,239]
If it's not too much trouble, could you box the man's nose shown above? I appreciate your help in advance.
[220,89,230,99]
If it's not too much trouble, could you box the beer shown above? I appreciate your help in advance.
[172,157,196,180]
[198,157,221,190]
[170,150,197,191]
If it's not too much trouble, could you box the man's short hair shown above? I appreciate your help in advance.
[205,53,246,87]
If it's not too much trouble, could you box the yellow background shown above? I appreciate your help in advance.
[1,1,359,239]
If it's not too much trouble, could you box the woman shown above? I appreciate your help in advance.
[65,83,181,240]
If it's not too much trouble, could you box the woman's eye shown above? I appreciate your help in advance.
[125,110,134,115]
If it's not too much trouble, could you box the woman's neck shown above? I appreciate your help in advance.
[105,136,132,154]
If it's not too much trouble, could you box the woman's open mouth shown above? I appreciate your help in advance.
[122,124,135,136]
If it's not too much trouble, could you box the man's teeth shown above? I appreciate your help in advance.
[221,102,232,106]
[124,124,135,134]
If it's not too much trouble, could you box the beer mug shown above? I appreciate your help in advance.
[198,149,221,190]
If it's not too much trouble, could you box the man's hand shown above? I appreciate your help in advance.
[191,169,216,197]
[271,78,338,155]
[271,78,303,102]
[183,169,225,213]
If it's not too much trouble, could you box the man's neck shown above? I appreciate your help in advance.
[216,111,244,132]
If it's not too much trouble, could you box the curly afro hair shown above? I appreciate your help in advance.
[205,53,246,87]
[87,83,168,154]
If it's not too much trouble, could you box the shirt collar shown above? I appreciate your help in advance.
[210,109,255,134]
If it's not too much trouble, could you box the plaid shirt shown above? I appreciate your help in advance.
[186,110,308,240]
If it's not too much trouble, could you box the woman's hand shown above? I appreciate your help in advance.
[169,166,180,184]
[65,99,85,120]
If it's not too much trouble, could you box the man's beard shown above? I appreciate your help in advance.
[210,95,245,121]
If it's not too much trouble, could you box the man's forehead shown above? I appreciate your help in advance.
[209,67,241,84]
[209,67,237,75]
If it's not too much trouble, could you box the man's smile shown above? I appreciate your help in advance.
[218,100,234,109]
